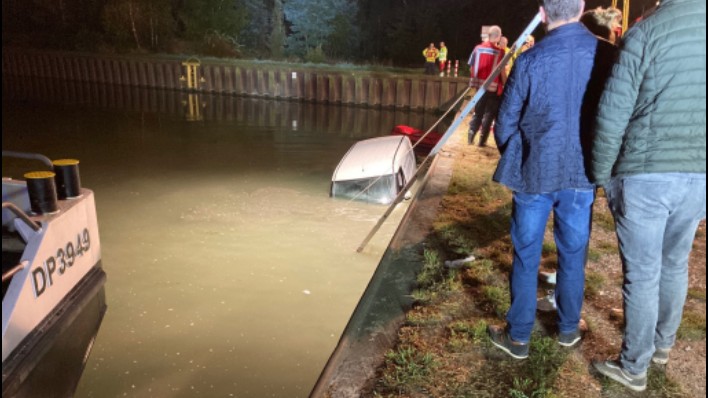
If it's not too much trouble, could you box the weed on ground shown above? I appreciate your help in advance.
[365,133,705,398]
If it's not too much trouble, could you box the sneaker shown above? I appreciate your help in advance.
[593,360,647,392]
[652,347,671,365]
[558,329,582,347]
[537,290,557,312]
[488,325,529,359]
[539,271,557,285]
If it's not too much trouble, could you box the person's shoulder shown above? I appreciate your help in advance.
[511,48,533,71]
[596,37,618,53]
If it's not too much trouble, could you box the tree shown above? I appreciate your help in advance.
[175,0,249,41]
[323,12,359,60]
[283,0,358,59]
[102,0,173,51]
[240,0,271,56]
[269,0,286,59]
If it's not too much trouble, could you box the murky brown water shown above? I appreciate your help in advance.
[2,83,445,397]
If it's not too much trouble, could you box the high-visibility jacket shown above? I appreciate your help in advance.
[423,48,439,63]
[438,46,448,62]
[467,42,504,94]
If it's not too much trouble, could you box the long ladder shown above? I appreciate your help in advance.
[356,12,543,253]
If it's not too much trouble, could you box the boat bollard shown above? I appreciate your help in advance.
[52,159,82,199]
[24,171,59,215]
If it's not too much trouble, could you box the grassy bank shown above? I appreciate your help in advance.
[364,128,706,398]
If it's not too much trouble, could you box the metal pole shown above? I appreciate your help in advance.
[356,12,543,253]
[2,202,41,232]
[430,12,543,156]
[2,263,27,283]
[623,0,630,33]
[2,150,53,168]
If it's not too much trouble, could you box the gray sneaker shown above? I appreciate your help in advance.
[558,329,582,347]
[652,347,671,365]
[593,360,647,392]
[537,290,557,312]
[539,271,557,285]
[488,325,529,359]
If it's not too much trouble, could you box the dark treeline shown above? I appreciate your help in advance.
[2,0,654,67]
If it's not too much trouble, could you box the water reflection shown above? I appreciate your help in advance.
[2,79,445,397]
[3,77,448,136]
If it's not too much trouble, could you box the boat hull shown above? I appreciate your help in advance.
[2,264,106,398]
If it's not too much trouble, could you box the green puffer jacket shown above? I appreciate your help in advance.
[591,0,706,186]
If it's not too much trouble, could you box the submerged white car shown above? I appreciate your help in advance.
[331,136,417,205]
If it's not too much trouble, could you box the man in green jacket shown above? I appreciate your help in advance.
[591,0,706,392]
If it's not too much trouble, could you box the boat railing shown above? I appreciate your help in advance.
[2,202,41,232]
[2,151,53,169]
[2,262,27,283]
[2,202,38,284]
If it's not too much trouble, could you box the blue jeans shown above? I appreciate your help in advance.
[506,189,595,343]
[606,173,706,375]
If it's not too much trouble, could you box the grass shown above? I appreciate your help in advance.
[542,242,557,256]
[417,249,444,288]
[677,310,707,341]
[432,223,478,257]
[370,129,705,397]
[462,259,496,286]
[405,310,444,327]
[585,271,606,299]
[449,320,490,345]
[646,367,687,397]
[687,288,706,301]
[594,240,619,255]
[594,210,616,232]
[481,285,511,319]
[587,248,602,262]
[381,346,437,391]
[478,181,510,204]
[411,288,434,304]
[513,336,568,397]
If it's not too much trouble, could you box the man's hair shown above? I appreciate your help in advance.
[539,0,583,23]
[605,7,622,20]
[488,25,502,39]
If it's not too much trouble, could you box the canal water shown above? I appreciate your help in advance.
[2,80,445,397]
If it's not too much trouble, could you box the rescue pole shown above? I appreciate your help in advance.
[356,12,543,253]
[612,0,631,34]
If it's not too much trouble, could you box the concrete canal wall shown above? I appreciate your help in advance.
[3,76,453,139]
[309,113,465,398]
[2,49,469,111]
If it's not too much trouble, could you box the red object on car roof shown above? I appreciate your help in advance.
[391,125,443,156]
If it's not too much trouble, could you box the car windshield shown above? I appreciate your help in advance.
[331,175,397,204]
